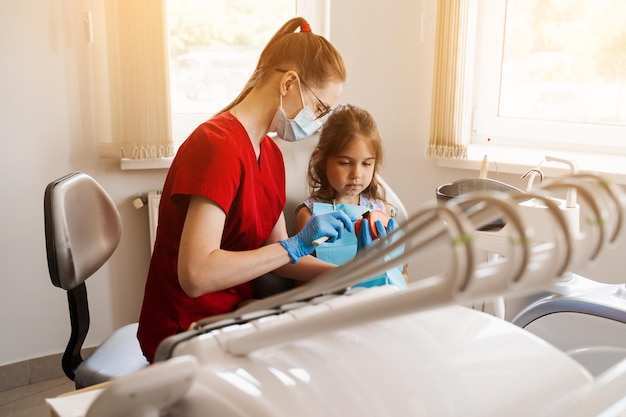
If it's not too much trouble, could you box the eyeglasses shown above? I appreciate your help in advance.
[275,69,332,120]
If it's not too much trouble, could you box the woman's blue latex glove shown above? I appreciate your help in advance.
[280,210,354,263]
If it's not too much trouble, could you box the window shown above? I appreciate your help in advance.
[432,0,626,181]
[472,0,626,154]
[95,0,328,167]
[167,0,292,143]
[167,0,329,145]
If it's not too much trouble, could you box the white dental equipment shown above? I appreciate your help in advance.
[511,171,626,381]
[48,173,626,417]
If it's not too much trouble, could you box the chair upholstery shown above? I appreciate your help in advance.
[44,171,148,389]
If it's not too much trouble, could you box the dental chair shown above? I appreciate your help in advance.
[252,135,408,298]
[44,171,149,389]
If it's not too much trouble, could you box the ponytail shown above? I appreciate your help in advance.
[219,17,346,113]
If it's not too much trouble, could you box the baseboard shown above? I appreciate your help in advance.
[0,348,95,392]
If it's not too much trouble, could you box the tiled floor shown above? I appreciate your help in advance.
[0,377,75,417]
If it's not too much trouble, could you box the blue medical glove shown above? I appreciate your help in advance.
[357,218,396,252]
[357,219,373,252]
[384,218,405,262]
[280,210,354,263]
[374,219,387,238]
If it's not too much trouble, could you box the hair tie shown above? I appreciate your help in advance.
[300,22,311,33]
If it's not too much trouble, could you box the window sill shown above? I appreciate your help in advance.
[120,157,173,171]
[436,145,626,186]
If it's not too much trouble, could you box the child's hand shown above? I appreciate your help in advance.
[355,210,391,240]
[356,211,400,252]
[357,218,373,251]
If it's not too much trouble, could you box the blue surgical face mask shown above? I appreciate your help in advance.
[271,79,323,142]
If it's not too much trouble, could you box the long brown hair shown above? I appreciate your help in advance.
[307,104,386,203]
[220,17,346,113]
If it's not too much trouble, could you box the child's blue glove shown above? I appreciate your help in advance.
[356,218,383,252]
[357,218,398,252]
[280,210,354,263]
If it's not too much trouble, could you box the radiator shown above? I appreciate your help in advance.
[147,190,162,254]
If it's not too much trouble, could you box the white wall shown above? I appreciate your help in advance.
[0,0,166,365]
[1,0,623,366]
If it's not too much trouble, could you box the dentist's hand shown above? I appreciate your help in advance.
[280,210,354,263]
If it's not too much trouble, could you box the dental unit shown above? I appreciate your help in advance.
[48,167,626,417]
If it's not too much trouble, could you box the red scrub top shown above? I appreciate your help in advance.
[138,112,286,362]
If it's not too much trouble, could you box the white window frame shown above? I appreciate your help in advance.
[438,0,626,185]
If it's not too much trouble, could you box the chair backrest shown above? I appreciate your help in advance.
[45,172,122,291]
[44,171,122,381]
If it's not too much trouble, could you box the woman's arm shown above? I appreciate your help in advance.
[177,195,293,297]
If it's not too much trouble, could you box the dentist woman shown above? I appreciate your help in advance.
[137,17,352,363]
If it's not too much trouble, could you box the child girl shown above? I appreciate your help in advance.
[295,103,409,287]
